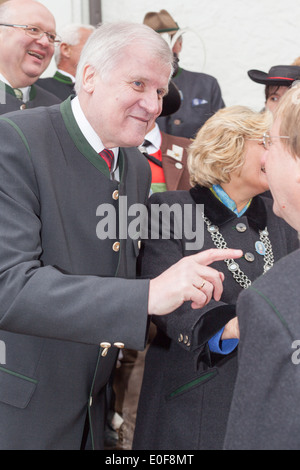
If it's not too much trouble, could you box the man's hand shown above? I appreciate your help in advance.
[148,248,243,316]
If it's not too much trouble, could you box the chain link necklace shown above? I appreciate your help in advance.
[202,213,274,289]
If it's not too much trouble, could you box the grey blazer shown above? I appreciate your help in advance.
[224,248,300,450]
[0,98,151,449]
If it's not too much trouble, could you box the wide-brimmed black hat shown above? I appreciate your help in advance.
[248,65,300,86]
[160,80,181,116]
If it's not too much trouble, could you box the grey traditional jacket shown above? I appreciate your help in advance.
[133,186,299,450]
[0,98,151,449]
[36,71,75,101]
[224,248,300,450]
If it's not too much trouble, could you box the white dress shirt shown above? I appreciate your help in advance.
[71,96,119,180]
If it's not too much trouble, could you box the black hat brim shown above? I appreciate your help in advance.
[160,80,181,116]
[248,68,299,87]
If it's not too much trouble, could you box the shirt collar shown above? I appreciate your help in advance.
[211,184,252,217]
[141,123,161,153]
[71,96,119,173]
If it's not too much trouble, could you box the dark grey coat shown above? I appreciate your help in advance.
[224,248,300,450]
[36,73,75,101]
[133,186,299,450]
[0,98,151,449]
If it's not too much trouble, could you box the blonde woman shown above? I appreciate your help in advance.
[133,106,299,450]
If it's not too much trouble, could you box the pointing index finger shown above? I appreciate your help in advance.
[194,248,243,266]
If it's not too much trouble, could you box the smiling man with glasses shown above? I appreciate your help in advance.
[0,0,61,112]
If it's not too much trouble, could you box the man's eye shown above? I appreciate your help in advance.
[27,27,39,33]
[133,81,142,88]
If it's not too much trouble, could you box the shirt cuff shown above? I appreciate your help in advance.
[208,327,239,355]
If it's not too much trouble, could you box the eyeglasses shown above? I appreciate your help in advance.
[0,24,61,45]
[249,132,290,150]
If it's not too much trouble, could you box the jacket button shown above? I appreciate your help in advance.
[20,104,26,110]
[175,162,183,170]
[100,342,111,357]
[112,242,120,252]
[178,334,183,343]
[236,223,247,233]
[112,190,119,200]
[89,396,93,407]
[245,252,255,262]
[114,342,125,349]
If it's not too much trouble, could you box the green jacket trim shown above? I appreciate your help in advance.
[0,366,38,384]
[53,71,74,85]
[0,117,31,155]
[249,286,290,333]
[60,97,124,179]
[168,370,217,400]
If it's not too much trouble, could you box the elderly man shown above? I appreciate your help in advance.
[0,22,241,450]
[0,0,61,113]
[224,83,300,450]
[37,23,95,100]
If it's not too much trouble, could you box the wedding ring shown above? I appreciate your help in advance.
[198,281,206,290]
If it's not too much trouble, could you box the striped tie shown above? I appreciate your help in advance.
[99,148,114,171]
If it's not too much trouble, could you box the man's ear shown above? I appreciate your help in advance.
[82,64,96,94]
[60,43,71,59]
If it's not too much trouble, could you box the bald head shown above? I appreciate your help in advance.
[0,0,57,87]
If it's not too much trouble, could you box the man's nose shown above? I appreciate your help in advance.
[36,33,52,47]
[141,90,162,116]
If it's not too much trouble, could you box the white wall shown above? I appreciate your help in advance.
[100,0,300,111]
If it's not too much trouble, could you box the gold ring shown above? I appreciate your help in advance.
[198,281,206,290]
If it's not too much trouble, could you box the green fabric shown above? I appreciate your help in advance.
[0,366,38,384]
[60,97,124,179]
[0,117,31,155]
[249,287,290,331]
[151,182,167,193]
[3,82,36,102]
[168,370,217,399]
[53,71,74,85]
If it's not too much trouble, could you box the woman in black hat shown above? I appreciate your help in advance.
[248,65,300,113]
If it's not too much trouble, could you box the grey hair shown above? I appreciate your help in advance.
[54,23,95,65]
[75,22,174,94]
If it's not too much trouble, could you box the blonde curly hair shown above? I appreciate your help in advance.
[188,106,273,187]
